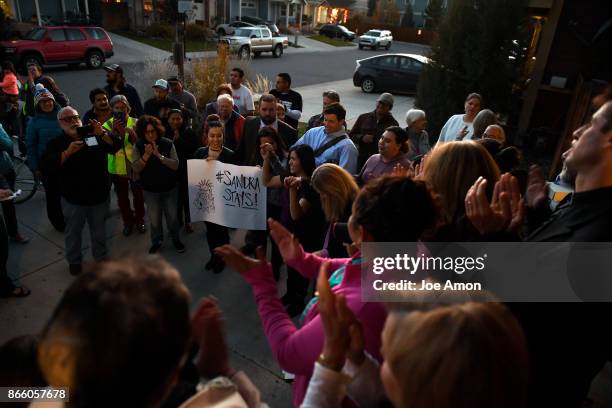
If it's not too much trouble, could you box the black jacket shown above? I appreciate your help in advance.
[135,137,178,193]
[527,187,612,242]
[234,118,297,166]
[143,96,181,129]
[104,82,144,118]
[167,127,200,166]
[40,131,122,205]
[194,146,234,163]
[509,187,612,407]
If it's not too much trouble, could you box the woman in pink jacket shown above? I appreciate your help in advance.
[216,175,438,407]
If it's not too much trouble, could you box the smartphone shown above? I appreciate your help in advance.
[76,125,93,138]
[112,110,126,122]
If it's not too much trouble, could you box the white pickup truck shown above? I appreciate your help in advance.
[219,27,288,59]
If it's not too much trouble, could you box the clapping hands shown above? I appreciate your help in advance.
[465,173,525,235]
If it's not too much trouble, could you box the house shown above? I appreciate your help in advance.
[5,0,95,25]
[516,0,612,175]
[350,0,449,27]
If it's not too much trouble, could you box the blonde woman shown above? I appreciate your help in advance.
[311,163,359,258]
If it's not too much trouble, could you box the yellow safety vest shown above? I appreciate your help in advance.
[103,116,137,176]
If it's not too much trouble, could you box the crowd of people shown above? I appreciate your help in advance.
[1,59,612,408]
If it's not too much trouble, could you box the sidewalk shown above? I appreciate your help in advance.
[0,193,291,404]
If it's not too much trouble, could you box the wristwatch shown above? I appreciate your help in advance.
[160,155,165,162]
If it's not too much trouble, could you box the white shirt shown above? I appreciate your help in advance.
[437,114,475,144]
[232,84,254,116]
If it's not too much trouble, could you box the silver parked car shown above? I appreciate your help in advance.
[358,29,393,50]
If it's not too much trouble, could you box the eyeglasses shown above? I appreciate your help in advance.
[60,115,80,122]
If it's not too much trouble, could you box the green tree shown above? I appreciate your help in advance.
[401,1,415,27]
[416,0,530,140]
[424,0,444,29]
[367,0,377,17]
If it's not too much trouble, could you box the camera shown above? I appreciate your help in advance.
[76,125,98,147]
[76,124,93,138]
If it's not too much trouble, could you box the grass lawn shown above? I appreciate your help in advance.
[113,31,217,53]
[308,35,355,47]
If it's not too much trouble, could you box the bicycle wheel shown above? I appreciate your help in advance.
[12,157,38,204]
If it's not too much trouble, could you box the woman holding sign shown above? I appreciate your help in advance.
[194,114,234,274]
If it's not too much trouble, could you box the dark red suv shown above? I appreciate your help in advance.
[1,26,114,70]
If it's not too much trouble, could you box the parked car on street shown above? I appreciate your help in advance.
[216,21,256,36]
[240,16,280,36]
[353,53,430,93]
[358,29,393,50]
[0,25,113,70]
[318,24,355,41]
[219,27,288,59]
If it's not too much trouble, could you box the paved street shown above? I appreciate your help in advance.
[42,34,429,119]
[0,35,429,407]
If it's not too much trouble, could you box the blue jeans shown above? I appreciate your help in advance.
[62,198,109,265]
[144,188,179,244]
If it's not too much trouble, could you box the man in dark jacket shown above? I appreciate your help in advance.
[349,92,399,169]
[143,79,181,130]
[234,93,297,166]
[466,94,612,408]
[40,106,122,276]
[103,64,144,118]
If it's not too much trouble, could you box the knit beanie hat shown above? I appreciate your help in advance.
[34,87,55,106]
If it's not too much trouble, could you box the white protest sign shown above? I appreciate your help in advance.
[188,159,267,230]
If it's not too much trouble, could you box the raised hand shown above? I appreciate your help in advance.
[465,174,524,235]
[89,119,103,136]
[268,218,303,261]
[151,143,161,158]
[66,140,84,156]
[526,165,548,209]
[191,296,233,378]
[0,189,13,200]
[126,128,137,144]
[144,143,154,160]
[214,245,267,275]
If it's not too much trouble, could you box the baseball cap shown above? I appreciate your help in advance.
[377,92,394,106]
[104,64,123,74]
[167,76,181,84]
[153,79,169,90]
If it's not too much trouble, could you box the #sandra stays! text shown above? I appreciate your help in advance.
[372,253,488,275]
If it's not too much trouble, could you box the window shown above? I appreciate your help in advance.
[66,29,86,41]
[399,57,414,70]
[85,28,107,40]
[25,28,46,40]
[48,29,66,42]
[241,1,256,8]
[377,56,398,68]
